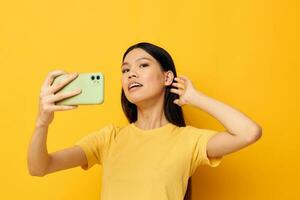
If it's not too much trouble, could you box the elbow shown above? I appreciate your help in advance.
[28,165,47,177]
[245,125,263,143]
[28,168,46,177]
[27,162,47,177]
[29,172,46,177]
[27,154,51,177]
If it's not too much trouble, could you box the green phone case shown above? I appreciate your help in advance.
[52,72,104,105]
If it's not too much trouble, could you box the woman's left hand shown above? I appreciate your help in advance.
[170,75,198,106]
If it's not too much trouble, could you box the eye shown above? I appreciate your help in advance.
[140,63,149,68]
[122,63,149,74]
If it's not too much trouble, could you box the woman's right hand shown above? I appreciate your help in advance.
[36,70,82,127]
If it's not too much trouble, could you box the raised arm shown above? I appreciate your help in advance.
[27,70,86,176]
[171,75,262,158]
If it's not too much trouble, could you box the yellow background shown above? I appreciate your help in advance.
[0,0,299,199]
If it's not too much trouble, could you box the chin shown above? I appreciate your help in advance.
[125,85,162,104]
[126,91,151,105]
[127,95,147,105]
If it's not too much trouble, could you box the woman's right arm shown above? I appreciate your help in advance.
[27,70,88,177]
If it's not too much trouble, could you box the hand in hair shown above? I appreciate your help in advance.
[170,75,198,106]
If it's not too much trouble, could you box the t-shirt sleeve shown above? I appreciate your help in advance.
[189,126,223,176]
[74,124,115,170]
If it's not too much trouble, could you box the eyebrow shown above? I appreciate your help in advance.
[121,57,153,68]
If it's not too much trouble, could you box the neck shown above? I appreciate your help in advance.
[134,93,169,130]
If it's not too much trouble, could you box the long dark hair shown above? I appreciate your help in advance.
[120,42,192,200]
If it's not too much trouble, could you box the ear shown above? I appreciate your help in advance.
[164,70,174,86]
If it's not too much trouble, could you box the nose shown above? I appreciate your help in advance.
[128,69,138,79]
[129,74,137,79]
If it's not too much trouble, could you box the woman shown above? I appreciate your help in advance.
[27,42,262,200]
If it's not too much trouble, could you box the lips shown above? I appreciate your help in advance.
[128,82,143,90]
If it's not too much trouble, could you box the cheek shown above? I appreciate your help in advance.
[121,78,126,90]
[144,70,161,82]
[143,74,164,91]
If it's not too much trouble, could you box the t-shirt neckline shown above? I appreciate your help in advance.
[130,122,176,135]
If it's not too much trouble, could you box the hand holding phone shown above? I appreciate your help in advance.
[52,72,104,106]
[36,70,81,127]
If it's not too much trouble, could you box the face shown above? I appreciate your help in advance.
[121,48,173,105]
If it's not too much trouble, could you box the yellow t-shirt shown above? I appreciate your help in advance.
[74,122,223,200]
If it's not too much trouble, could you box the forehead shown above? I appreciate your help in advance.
[122,48,156,66]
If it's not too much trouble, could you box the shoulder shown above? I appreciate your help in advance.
[181,125,219,139]
[83,123,124,139]
[96,123,129,137]
[97,123,126,131]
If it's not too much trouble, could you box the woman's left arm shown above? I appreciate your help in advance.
[171,75,262,158]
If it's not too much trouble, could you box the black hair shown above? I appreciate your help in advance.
[120,42,192,200]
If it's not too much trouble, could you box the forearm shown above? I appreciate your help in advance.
[188,90,262,139]
[27,121,51,176]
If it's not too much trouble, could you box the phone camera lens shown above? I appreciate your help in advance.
[91,75,95,80]
[96,75,100,80]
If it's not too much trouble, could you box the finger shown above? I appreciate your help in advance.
[170,88,183,95]
[176,75,190,84]
[48,73,79,94]
[177,75,189,81]
[174,99,184,107]
[171,82,185,90]
[173,99,179,105]
[49,89,82,103]
[174,77,185,84]
[51,105,78,111]
[42,70,67,88]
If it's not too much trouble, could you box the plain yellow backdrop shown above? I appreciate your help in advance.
[0,0,299,199]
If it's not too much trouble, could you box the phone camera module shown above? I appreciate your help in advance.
[91,75,95,80]
[96,75,100,80]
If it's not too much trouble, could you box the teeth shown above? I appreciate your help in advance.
[129,83,142,89]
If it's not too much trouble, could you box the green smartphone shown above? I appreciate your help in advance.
[52,72,104,105]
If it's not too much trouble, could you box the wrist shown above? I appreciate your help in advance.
[35,119,50,128]
[187,90,206,106]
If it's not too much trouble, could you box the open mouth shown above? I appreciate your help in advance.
[128,82,143,91]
